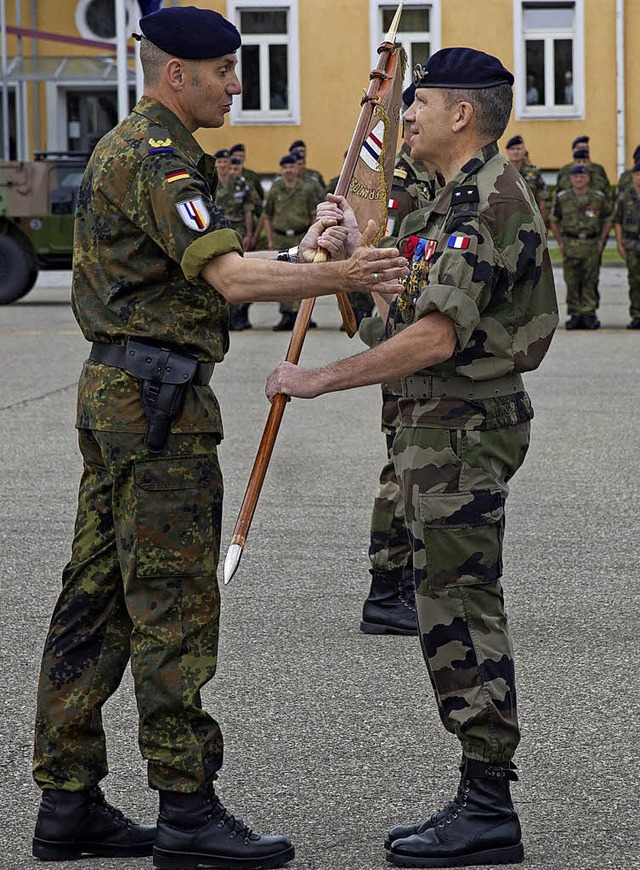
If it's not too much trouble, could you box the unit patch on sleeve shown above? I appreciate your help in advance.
[176,197,211,232]
[447,235,471,249]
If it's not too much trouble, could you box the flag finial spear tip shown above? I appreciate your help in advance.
[383,1,404,43]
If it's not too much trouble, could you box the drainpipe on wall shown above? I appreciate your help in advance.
[1,0,10,160]
[616,0,625,177]
[116,0,129,121]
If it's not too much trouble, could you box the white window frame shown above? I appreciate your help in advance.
[228,0,300,126]
[369,0,441,89]
[75,0,132,42]
[513,0,584,119]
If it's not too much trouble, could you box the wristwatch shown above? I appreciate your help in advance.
[276,245,300,263]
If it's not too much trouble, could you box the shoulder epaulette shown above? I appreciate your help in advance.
[394,167,408,181]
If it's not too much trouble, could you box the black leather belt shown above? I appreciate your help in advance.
[89,341,214,385]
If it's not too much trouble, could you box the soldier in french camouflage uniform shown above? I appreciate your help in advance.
[30,7,408,869]
[215,150,256,330]
[613,160,640,328]
[228,143,264,218]
[504,134,550,224]
[264,153,319,330]
[615,144,640,198]
[550,164,612,329]
[267,47,558,869]
[359,83,437,635]
[556,140,610,196]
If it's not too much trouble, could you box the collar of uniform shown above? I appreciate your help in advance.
[428,141,498,215]
[132,96,204,167]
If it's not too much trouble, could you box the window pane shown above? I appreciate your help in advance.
[269,44,288,110]
[241,45,260,110]
[382,6,430,32]
[85,0,116,40]
[525,40,545,105]
[240,9,287,34]
[411,42,430,67]
[554,38,573,104]
[523,4,574,30]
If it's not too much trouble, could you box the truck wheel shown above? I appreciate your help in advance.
[0,233,38,303]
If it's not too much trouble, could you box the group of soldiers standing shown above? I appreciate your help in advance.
[213,139,327,331]
[506,134,640,330]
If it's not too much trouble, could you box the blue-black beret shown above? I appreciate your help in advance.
[229,143,245,154]
[573,148,589,159]
[290,150,305,161]
[230,157,242,165]
[280,154,296,166]
[214,149,230,160]
[570,164,587,175]
[289,139,305,150]
[633,145,640,162]
[402,84,416,109]
[506,135,523,149]
[632,161,640,173]
[139,6,241,59]
[413,47,514,89]
[572,135,589,149]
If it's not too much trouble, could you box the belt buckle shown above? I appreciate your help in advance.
[285,229,295,237]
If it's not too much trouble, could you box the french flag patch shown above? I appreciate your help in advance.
[447,235,470,249]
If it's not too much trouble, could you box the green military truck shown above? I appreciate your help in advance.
[0,152,87,304]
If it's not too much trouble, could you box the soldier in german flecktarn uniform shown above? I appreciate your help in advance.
[267,47,558,869]
[30,7,407,869]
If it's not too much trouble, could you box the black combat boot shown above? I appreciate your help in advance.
[565,314,583,329]
[230,305,253,331]
[360,567,417,635]
[386,758,523,867]
[154,786,295,870]
[627,317,640,329]
[32,786,156,861]
[582,312,600,329]
[272,312,297,331]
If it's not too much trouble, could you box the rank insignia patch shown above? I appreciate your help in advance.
[176,197,210,232]
[149,137,172,148]
[166,170,190,183]
[447,235,471,249]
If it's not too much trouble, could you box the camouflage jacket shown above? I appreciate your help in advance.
[613,185,640,251]
[387,143,437,237]
[550,186,610,256]
[519,162,550,207]
[264,180,317,234]
[72,96,244,435]
[616,168,633,198]
[389,141,558,431]
[556,161,610,199]
[215,175,254,234]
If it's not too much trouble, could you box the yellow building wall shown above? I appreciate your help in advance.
[4,0,640,181]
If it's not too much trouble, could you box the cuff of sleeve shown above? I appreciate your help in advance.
[415,283,480,351]
[181,228,244,282]
[358,315,386,348]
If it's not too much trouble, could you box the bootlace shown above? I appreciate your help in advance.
[204,787,256,842]
[436,777,470,827]
[88,786,132,828]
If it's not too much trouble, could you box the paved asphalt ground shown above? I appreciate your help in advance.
[1,266,638,870]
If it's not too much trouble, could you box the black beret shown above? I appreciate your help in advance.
[289,139,305,150]
[413,47,514,90]
[139,6,241,59]
[214,149,230,159]
[280,154,296,166]
[570,165,587,175]
[290,150,304,160]
[506,135,524,149]
[633,145,640,162]
[230,157,242,165]
[229,143,245,154]
[572,148,589,159]
[572,135,589,148]
[632,162,640,173]
[402,84,416,109]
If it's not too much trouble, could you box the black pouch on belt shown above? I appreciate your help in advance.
[123,338,199,453]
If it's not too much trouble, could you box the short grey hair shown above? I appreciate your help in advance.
[442,84,513,142]
[140,37,201,86]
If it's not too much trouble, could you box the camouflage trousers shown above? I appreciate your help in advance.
[562,246,601,314]
[369,431,412,573]
[392,421,531,763]
[625,249,640,317]
[33,428,223,793]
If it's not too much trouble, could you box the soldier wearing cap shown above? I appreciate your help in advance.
[267,46,558,868]
[504,134,550,224]
[613,160,640,328]
[550,164,612,329]
[615,144,640,197]
[29,6,408,868]
[357,82,438,634]
[556,136,610,196]
[264,154,320,330]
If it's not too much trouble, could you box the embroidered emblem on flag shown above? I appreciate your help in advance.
[447,235,470,249]
[176,197,210,232]
[166,170,190,183]
[360,121,385,171]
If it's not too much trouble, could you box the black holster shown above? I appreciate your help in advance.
[123,338,199,453]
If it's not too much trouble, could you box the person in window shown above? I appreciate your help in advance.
[525,73,540,105]
[563,70,573,104]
